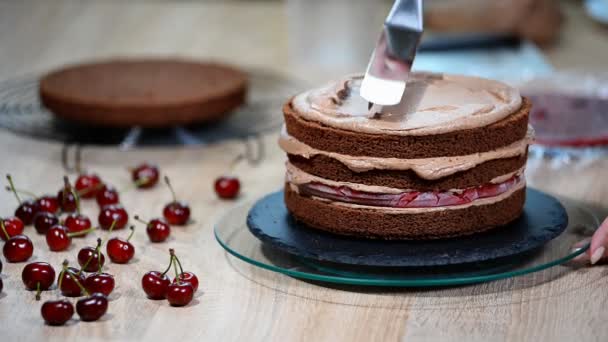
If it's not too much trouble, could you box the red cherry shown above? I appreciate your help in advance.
[76,292,108,322]
[132,163,160,189]
[135,215,170,243]
[15,200,39,225]
[98,205,129,230]
[77,239,105,273]
[173,272,199,293]
[1,217,24,241]
[84,273,115,296]
[214,176,240,199]
[22,262,55,300]
[6,174,39,224]
[166,282,194,307]
[142,271,170,299]
[162,176,190,225]
[96,186,120,207]
[163,202,190,226]
[46,225,94,252]
[106,226,135,264]
[57,176,78,213]
[41,300,74,325]
[2,235,34,263]
[36,195,60,214]
[75,173,103,199]
[34,212,59,234]
[58,266,85,297]
[65,213,92,235]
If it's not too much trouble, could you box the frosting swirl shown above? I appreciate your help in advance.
[292,72,522,136]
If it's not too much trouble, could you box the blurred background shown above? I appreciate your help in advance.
[0,0,606,147]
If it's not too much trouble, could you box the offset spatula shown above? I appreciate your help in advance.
[360,0,424,107]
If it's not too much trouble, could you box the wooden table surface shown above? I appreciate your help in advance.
[0,1,607,341]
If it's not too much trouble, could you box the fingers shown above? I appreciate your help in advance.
[589,217,608,265]
[570,237,591,265]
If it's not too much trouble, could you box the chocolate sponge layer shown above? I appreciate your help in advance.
[285,185,526,240]
[284,97,531,159]
[288,152,527,191]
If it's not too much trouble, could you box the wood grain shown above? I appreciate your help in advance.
[0,1,607,341]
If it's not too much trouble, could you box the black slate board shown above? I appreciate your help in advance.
[246,188,568,267]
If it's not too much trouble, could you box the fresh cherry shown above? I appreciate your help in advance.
[76,292,108,322]
[46,225,95,252]
[84,273,115,296]
[166,282,194,307]
[214,176,240,199]
[58,262,85,297]
[106,226,135,264]
[75,173,103,199]
[135,215,170,243]
[141,271,170,299]
[99,205,129,230]
[0,216,24,241]
[22,262,56,300]
[65,213,92,235]
[132,163,160,189]
[36,195,60,214]
[2,235,33,263]
[34,212,59,234]
[57,176,78,213]
[41,300,74,325]
[173,271,199,293]
[6,174,40,225]
[162,176,190,225]
[96,185,120,207]
[77,239,105,273]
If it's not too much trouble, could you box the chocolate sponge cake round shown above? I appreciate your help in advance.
[280,72,533,240]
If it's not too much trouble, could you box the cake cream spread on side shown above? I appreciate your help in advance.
[279,126,533,180]
[291,72,522,136]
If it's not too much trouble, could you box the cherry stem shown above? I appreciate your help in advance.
[100,220,118,247]
[66,267,89,297]
[229,153,245,174]
[58,261,67,293]
[172,250,185,276]
[4,186,37,199]
[172,254,180,285]
[126,226,135,242]
[0,220,10,240]
[161,251,174,276]
[35,282,42,301]
[164,176,177,203]
[133,177,150,188]
[69,182,81,215]
[67,226,97,238]
[6,174,22,204]
[77,182,104,197]
[79,238,103,276]
[133,215,149,226]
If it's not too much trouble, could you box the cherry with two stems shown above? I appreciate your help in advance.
[106,226,136,264]
[1,220,33,263]
[46,224,96,252]
[78,238,106,273]
[6,174,39,225]
[0,216,24,241]
[166,250,194,307]
[22,262,56,300]
[135,215,170,243]
[60,261,108,321]
[132,163,160,189]
[57,176,78,213]
[58,260,86,297]
[162,176,190,226]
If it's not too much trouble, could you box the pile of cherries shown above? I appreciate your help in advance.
[0,162,239,325]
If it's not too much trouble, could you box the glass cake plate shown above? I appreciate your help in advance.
[214,192,600,287]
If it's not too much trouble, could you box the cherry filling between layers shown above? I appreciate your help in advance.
[297,175,522,209]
